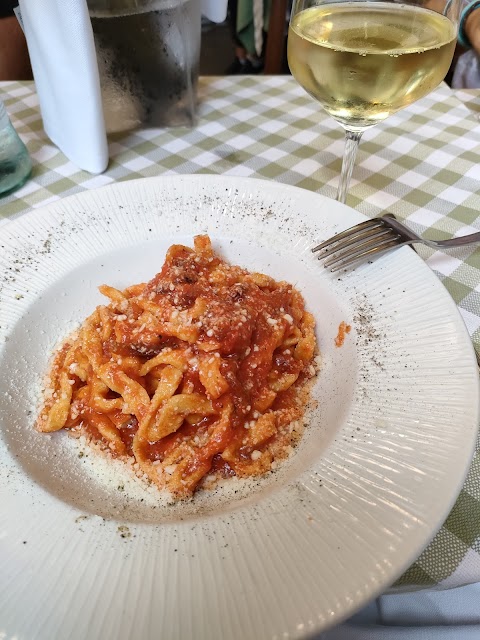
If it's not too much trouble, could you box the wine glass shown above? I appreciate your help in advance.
[287,0,460,204]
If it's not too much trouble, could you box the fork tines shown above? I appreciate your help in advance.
[312,217,401,271]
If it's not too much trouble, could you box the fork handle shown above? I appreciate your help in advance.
[432,232,480,249]
[384,216,480,249]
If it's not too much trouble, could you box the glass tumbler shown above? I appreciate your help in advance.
[0,100,32,197]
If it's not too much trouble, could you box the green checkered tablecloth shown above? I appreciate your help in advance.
[1,76,480,591]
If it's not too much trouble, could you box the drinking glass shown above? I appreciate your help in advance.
[0,100,31,197]
[287,0,460,203]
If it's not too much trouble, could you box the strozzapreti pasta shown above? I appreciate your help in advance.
[36,236,317,499]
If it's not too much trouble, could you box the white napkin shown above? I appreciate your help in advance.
[18,0,228,175]
[18,0,109,174]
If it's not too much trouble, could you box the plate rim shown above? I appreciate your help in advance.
[0,174,478,638]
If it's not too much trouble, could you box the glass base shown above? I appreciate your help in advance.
[0,168,31,198]
[0,155,32,198]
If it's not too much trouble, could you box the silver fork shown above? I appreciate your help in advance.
[312,214,480,271]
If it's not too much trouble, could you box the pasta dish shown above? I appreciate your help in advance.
[36,236,317,499]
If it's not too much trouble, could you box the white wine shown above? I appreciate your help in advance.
[288,2,456,129]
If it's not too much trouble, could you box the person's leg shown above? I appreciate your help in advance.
[226,0,264,74]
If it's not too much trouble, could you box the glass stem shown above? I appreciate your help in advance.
[336,129,363,204]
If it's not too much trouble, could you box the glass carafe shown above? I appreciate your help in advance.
[87,0,201,133]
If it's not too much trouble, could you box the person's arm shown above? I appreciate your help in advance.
[0,4,32,80]
[463,2,480,55]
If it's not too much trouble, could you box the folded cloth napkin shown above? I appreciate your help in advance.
[17,0,227,175]
[18,0,108,174]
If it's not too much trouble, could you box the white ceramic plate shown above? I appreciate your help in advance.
[0,176,478,640]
